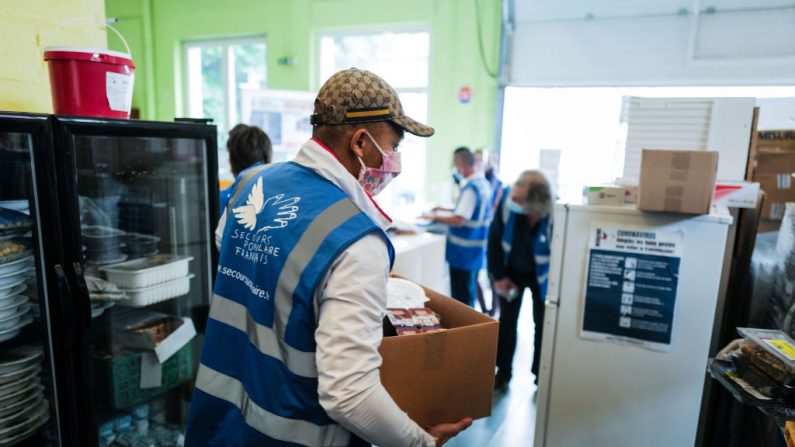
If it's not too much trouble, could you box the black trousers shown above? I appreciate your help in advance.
[495,274,544,381]
[449,266,477,307]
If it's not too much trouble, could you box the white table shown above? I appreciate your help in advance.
[389,232,448,295]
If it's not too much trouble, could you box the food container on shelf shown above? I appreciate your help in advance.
[0,238,32,265]
[82,225,126,250]
[100,255,193,289]
[731,350,795,402]
[119,275,194,307]
[84,245,124,264]
[737,328,795,373]
[122,233,160,257]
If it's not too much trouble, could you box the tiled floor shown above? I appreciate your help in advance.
[446,296,537,447]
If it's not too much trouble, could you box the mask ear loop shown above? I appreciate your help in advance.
[356,155,367,181]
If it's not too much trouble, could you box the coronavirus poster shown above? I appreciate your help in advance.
[580,223,684,352]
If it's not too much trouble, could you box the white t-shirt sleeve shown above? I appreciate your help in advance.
[215,209,226,251]
[314,234,436,447]
[453,188,477,220]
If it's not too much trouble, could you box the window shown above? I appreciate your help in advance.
[499,86,795,202]
[185,37,266,181]
[319,30,431,207]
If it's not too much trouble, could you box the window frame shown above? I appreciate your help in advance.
[183,35,267,132]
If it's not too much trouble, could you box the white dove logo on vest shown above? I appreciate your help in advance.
[232,177,300,232]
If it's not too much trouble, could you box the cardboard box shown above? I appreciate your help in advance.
[637,149,719,214]
[380,279,498,428]
[584,185,625,206]
[117,313,197,364]
[713,181,760,209]
[755,149,795,220]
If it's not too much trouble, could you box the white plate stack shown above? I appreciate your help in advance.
[0,346,49,446]
[0,257,33,343]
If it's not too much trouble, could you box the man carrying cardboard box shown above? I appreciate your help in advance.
[186,69,471,447]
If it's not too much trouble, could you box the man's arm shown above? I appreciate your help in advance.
[424,189,475,228]
[314,235,437,447]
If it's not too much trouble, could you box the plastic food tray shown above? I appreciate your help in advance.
[119,275,194,307]
[100,255,193,289]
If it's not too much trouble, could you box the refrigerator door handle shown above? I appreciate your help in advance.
[71,262,92,323]
[53,264,82,446]
[54,265,75,335]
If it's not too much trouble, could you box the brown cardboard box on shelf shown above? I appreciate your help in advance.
[755,148,795,222]
[380,277,498,428]
[637,149,719,214]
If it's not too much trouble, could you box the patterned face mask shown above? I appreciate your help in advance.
[357,131,401,196]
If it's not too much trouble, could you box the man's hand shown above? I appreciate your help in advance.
[428,417,473,446]
[494,278,516,297]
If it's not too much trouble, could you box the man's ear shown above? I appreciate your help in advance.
[349,128,368,158]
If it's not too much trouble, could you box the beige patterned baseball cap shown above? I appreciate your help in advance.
[311,68,434,137]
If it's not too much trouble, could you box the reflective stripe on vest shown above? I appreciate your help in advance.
[273,198,361,339]
[196,364,350,446]
[209,294,317,377]
[189,162,394,447]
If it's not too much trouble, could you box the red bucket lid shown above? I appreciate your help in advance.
[44,46,135,68]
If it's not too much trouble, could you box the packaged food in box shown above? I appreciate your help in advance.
[115,312,196,364]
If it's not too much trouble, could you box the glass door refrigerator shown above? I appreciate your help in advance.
[0,113,84,446]
[51,116,218,447]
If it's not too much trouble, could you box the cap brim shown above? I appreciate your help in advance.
[392,116,435,137]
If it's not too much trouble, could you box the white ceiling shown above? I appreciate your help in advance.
[514,0,795,22]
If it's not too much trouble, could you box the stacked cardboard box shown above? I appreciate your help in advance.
[755,130,795,224]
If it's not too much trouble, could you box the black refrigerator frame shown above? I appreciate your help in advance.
[0,112,85,446]
[47,115,219,446]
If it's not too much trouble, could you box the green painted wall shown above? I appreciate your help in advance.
[105,0,501,201]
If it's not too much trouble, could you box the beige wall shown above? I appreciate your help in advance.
[0,0,107,113]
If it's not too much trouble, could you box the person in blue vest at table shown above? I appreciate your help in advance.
[487,170,553,391]
[424,147,492,307]
[186,68,471,447]
[219,123,273,215]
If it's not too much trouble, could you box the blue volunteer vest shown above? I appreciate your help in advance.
[186,162,394,447]
[498,188,552,301]
[446,176,492,271]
